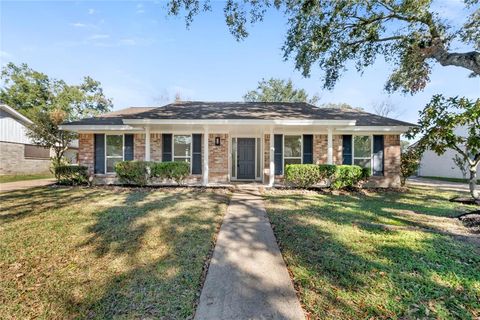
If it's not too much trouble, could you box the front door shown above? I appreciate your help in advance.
[237,138,256,180]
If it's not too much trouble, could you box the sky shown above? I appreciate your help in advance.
[1,0,479,125]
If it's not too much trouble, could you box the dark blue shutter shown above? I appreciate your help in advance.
[192,134,202,174]
[94,134,105,174]
[274,134,283,175]
[303,135,313,164]
[162,134,172,162]
[373,135,384,176]
[124,134,134,161]
[342,135,352,165]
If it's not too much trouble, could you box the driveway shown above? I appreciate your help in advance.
[407,177,475,192]
[0,178,56,193]
[195,186,304,320]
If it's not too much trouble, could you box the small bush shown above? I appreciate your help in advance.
[331,165,366,189]
[318,164,337,180]
[401,148,422,186]
[151,161,190,185]
[285,164,321,188]
[115,161,150,186]
[54,165,88,185]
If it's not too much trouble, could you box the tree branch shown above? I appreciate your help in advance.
[426,45,480,75]
[346,35,404,47]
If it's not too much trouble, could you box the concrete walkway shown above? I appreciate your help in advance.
[0,178,55,193]
[407,176,475,192]
[195,187,305,320]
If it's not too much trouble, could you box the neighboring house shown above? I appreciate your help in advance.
[60,101,415,187]
[417,126,478,179]
[0,104,79,175]
[0,104,52,175]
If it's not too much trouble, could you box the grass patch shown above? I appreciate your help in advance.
[264,186,480,319]
[420,176,480,184]
[0,173,53,184]
[0,186,230,319]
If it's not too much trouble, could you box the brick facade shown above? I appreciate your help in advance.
[333,135,343,165]
[78,133,94,174]
[367,134,401,188]
[313,135,327,164]
[134,134,145,161]
[208,134,229,182]
[0,141,51,175]
[134,133,161,161]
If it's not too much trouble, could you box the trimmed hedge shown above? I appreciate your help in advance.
[285,164,321,188]
[115,161,150,186]
[150,161,190,185]
[284,163,369,189]
[114,161,190,185]
[54,165,88,185]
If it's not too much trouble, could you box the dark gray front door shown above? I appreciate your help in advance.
[237,138,255,179]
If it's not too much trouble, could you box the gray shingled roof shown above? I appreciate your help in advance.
[63,101,415,127]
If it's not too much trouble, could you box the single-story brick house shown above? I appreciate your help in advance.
[60,101,414,187]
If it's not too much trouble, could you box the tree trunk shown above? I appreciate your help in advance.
[424,39,480,75]
[469,166,479,200]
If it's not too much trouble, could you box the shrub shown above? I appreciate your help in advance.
[54,165,88,185]
[400,148,422,186]
[115,161,150,186]
[151,161,190,185]
[284,164,322,188]
[331,165,366,189]
[318,164,337,180]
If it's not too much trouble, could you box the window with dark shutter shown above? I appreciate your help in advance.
[303,135,313,164]
[124,134,134,161]
[94,134,105,174]
[373,135,384,176]
[192,134,202,174]
[274,134,283,175]
[24,145,50,159]
[162,134,172,162]
[342,135,352,165]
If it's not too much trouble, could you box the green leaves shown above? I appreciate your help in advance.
[243,78,320,105]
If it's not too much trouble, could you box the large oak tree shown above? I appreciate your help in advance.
[168,0,479,93]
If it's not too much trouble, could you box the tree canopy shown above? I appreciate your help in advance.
[243,78,320,105]
[407,95,480,199]
[0,62,113,164]
[168,0,479,94]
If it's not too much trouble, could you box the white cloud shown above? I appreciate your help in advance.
[70,22,88,28]
[136,3,145,14]
[88,34,110,40]
[88,8,96,15]
[0,50,12,59]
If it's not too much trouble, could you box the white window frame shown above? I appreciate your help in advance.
[283,135,303,169]
[105,134,124,174]
[352,135,373,175]
[172,134,193,173]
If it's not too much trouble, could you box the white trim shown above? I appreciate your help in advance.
[105,134,124,174]
[336,126,411,133]
[124,119,356,126]
[269,129,274,187]
[145,127,151,161]
[231,137,261,181]
[60,125,142,131]
[203,129,209,186]
[0,104,33,125]
[327,128,333,164]
[172,134,193,173]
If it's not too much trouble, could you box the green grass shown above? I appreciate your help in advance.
[0,173,53,183]
[0,186,230,319]
[419,176,480,184]
[264,186,480,319]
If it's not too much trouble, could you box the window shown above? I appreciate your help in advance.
[106,135,123,173]
[173,135,191,163]
[353,135,371,169]
[284,135,302,167]
[24,144,50,159]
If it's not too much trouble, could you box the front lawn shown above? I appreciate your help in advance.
[0,173,53,184]
[264,186,480,319]
[0,186,230,319]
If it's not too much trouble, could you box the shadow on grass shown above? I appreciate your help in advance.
[265,191,480,319]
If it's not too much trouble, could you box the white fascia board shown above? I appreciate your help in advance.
[0,104,33,125]
[123,119,357,126]
[335,125,412,133]
[59,124,143,132]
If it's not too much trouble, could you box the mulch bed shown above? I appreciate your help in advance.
[458,210,480,234]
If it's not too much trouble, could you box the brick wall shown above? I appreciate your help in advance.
[79,133,94,174]
[0,141,51,175]
[151,134,161,161]
[333,135,343,165]
[208,134,229,182]
[313,135,327,164]
[134,134,145,161]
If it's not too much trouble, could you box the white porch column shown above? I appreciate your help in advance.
[327,127,333,164]
[269,128,275,187]
[145,127,151,161]
[203,128,209,186]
